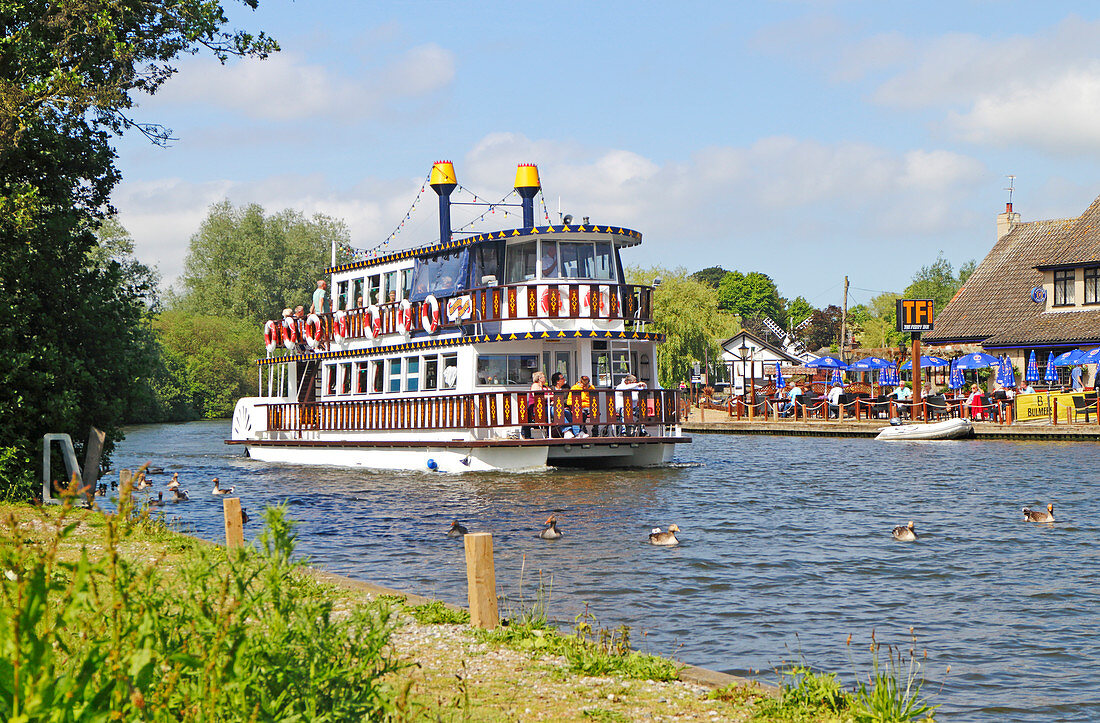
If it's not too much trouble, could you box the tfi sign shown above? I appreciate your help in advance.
[896,299,934,332]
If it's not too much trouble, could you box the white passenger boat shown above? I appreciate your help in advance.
[875,418,973,441]
[228,161,690,472]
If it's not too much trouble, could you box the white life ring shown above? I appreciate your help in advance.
[263,320,280,353]
[421,294,441,334]
[282,317,299,350]
[332,310,348,343]
[365,305,382,339]
[396,299,414,336]
[303,313,325,350]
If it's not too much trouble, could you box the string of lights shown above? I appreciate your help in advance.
[452,188,520,235]
[353,170,432,260]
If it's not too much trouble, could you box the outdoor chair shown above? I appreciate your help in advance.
[925,394,950,420]
[1072,394,1096,423]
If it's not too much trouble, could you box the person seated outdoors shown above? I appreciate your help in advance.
[966,383,986,420]
[887,382,912,416]
[826,384,843,418]
[779,381,802,417]
[1021,382,1035,394]
[567,375,594,436]
[920,381,934,399]
[614,374,647,435]
[523,371,548,439]
[550,372,585,438]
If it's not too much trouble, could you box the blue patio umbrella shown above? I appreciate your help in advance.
[995,355,1007,386]
[899,355,950,370]
[879,364,899,386]
[1045,351,1058,383]
[1000,356,1017,388]
[953,352,1000,370]
[1025,350,1041,383]
[805,356,849,370]
[774,362,785,390]
[848,356,893,371]
[948,360,965,390]
[830,368,844,387]
[1053,349,1086,366]
[1080,346,1100,365]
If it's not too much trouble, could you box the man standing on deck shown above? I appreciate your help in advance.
[310,280,328,315]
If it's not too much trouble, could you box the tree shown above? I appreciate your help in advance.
[690,266,730,290]
[799,305,843,352]
[785,296,814,329]
[626,267,739,387]
[904,253,976,311]
[0,1,276,489]
[179,201,351,324]
[853,291,905,350]
[717,271,786,326]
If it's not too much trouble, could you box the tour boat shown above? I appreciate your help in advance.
[875,418,973,441]
[228,161,689,472]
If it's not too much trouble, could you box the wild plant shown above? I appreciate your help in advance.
[850,629,938,723]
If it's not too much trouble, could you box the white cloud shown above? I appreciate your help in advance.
[147,43,456,121]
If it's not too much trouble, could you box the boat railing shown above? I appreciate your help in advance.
[262,388,682,435]
[306,282,652,344]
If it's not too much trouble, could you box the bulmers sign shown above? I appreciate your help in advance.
[896,298,934,332]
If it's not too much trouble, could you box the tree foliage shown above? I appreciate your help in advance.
[903,253,975,311]
[0,1,276,487]
[717,271,786,326]
[179,201,351,324]
[690,266,730,290]
[800,305,843,352]
[627,267,738,387]
[785,296,814,329]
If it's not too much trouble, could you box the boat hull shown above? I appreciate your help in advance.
[875,419,974,441]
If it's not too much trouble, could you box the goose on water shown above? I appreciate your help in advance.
[649,524,680,546]
[211,477,234,495]
[447,520,468,537]
[172,488,190,502]
[167,473,180,491]
[892,520,918,541]
[1023,503,1054,522]
[148,492,166,507]
[135,474,151,491]
[539,516,562,539]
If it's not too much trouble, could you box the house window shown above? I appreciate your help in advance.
[1085,267,1100,305]
[1054,269,1074,306]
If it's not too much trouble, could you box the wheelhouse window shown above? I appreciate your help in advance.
[505,241,536,283]
[540,240,559,279]
[476,354,538,385]
[470,240,503,286]
[539,240,617,280]
[1054,269,1074,306]
[1085,267,1100,305]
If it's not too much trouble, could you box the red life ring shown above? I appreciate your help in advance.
[303,313,325,349]
[333,310,349,343]
[282,317,299,350]
[263,320,280,353]
[397,300,414,335]
[540,288,552,314]
[365,305,382,338]
[421,295,440,334]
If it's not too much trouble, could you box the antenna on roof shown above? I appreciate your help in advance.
[1004,175,1016,212]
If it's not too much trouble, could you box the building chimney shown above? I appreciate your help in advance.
[997,201,1020,242]
[513,163,541,229]
[430,160,457,243]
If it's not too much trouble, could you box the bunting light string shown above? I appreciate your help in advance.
[538,190,551,222]
[351,170,432,261]
[452,188,521,235]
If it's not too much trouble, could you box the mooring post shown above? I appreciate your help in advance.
[223,497,244,549]
[463,532,499,629]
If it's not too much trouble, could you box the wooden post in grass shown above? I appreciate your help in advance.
[82,426,106,489]
[223,497,244,549]
[463,532,498,629]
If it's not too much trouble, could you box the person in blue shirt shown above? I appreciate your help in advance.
[1071,364,1084,391]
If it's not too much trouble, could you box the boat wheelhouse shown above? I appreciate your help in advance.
[228,161,689,472]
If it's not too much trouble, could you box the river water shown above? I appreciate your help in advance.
[111,420,1098,721]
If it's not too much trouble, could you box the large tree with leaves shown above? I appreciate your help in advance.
[178,201,351,324]
[0,1,276,492]
[717,271,786,327]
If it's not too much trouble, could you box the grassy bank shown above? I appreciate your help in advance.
[0,491,938,721]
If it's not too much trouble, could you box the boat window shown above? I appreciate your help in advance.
[336,280,349,311]
[355,362,369,393]
[406,356,420,392]
[592,351,612,388]
[593,242,613,280]
[340,363,352,394]
[442,354,458,389]
[370,360,384,393]
[640,354,651,386]
[505,241,536,283]
[558,242,597,279]
[401,268,414,301]
[388,359,402,393]
[368,275,381,305]
[423,355,439,391]
[540,240,559,279]
[410,251,468,302]
[326,365,337,395]
[384,271,398,304]
[470,240,503,287]
[352,278,364,308]
[476,354,538,386]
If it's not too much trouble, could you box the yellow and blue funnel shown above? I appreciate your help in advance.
[514,163,540,228]
[430,160,457,242]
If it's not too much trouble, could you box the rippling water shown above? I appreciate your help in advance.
[110,420,1099,721]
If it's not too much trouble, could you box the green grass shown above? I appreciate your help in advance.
[407,599,471,625]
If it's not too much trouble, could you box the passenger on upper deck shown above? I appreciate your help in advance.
[310,280,328,315]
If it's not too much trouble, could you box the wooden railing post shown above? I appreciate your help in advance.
[463,532,498,629]
[223,497,244,550]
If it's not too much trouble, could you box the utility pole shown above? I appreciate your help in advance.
[840,276,848,361]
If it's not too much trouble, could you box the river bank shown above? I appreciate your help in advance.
[2,500,825,721]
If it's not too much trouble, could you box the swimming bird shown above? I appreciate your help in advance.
[648,524,680,546]
[148,492,166,507]
[1023,504,1055,522]
[135,473,151,491]
[95,483,107,497]
[539,516,562,539]
[172,488,189,502]
[892,520,918,541]
[211,477,234,495]
[167,473,179,491]
[241,508,250,525]
[448,520,468,537]
[147,466,164,475]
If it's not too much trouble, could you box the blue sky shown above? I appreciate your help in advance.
[114,1,1100,310]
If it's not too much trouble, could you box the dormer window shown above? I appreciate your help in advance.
[1086,267,1100,305]
[1054,269,1074,306]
